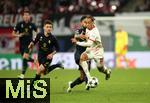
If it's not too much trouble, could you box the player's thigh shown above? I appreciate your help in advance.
[74,51,82,64]
[38,55,52,68]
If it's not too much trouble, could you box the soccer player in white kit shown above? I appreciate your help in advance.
[72,15,111,89]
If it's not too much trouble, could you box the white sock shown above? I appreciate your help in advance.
[80,61,91,81]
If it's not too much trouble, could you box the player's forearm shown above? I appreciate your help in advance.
[32,36,39,45]
[51,50,57,55]
[12,31,19,37]
[76,41,92,47]
[74,35,80,39]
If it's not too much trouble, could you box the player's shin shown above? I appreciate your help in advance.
[22,59,28,74]
[97,65,111,80]
[47,63,62,74]
[30,74,41,90]
[97,65,107,74]
[71,77,84,88]
[80,61,91,81]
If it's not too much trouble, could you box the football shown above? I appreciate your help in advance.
[88,77,99,88]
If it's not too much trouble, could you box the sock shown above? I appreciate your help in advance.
[98,65,107,74]
[30,74,41,89]
[80,61,91,81]
[22,59,28,74]
[84,76,88,84]
[47,64,60,73]
[71,77,84,88]
[88,61,91,71]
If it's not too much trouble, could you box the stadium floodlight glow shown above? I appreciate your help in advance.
[91,1,97,6]
[98,3,104,8]
[68,5,74,11]
[111,5,117,11]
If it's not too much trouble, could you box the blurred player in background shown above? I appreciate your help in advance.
[12,10,37,79]
[67,16,91,92]
[28,20,63,89]
[71,15,111,90]
[115,26,128,68]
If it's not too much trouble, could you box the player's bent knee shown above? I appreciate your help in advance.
[38,64,45,74]
[80,53,88,61]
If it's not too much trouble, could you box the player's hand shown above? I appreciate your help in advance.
[79,34,88,39]
[28,42,34,49]
[16,33,26,37]
[23,53,29,59]
[71,38,77,44]
[47,54,53,60]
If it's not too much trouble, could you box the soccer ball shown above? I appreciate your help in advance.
[88,77,99,88]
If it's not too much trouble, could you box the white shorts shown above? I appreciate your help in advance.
[85,47,104,59]
[84,47,104,67]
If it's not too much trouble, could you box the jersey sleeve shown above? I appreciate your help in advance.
[76,39,93,47]
[53,36,60,52]
[32,33,40,44]
[13,23,20,32]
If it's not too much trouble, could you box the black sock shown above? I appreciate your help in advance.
[88,61,91,71]
[71,77,84,88]
[22,59,28,74]
[47,64,61,73]
[98,66,107,74]
[84,76,88,84]
[30,74,41,89]
[27,57,34,62]
[79,65,82,70]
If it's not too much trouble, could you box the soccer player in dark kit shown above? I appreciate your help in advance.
[67,16,91,92]
[28,20,63,89]
[12,10,37,79]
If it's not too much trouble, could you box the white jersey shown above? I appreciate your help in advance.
[86,27,102,50]
[76,26,104,59]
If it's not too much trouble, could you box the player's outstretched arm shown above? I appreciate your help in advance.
[76,39,93,47]
[28,42,34,50]
[12,31,25,37]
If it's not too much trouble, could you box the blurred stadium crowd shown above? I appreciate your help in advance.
[0,0,130,14]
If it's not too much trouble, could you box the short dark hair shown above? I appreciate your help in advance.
[80,15,87,22]
[86,15,95,22]
[43,20,53,26]
[22,9,30,15]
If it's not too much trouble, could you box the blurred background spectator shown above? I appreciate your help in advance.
[0,0,130,14]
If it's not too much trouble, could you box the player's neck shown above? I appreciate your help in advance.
[24,20,30,24]
[44,32,51,37]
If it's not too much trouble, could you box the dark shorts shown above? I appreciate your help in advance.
[38,54,52,69]
[74,50,84,65]
[20,46,29,56]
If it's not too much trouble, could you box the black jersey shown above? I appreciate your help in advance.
[75,27,87,52]
[14,21,37,46]
[33,32,59,55]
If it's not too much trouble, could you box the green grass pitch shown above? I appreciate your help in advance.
[0,69,150,103]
